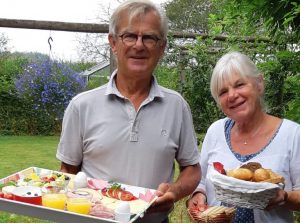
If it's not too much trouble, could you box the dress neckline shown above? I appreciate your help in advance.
[224,118,283,162]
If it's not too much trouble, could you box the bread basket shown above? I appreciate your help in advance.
[210,170,283,209]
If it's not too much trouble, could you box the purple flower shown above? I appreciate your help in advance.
[15,59,85,120]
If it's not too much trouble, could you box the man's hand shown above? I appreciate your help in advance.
[147,183,176,213]
[147,164,201,213]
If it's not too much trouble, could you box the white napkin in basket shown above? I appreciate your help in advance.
[209,170,281,193]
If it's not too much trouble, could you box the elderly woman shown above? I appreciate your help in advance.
[187,51,300,223]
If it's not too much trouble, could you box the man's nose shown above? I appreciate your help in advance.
[135,36,145,47]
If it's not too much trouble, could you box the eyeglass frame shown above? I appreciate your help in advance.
[118,32,162,48]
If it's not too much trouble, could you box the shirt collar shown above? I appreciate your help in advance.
[105,69,165,100]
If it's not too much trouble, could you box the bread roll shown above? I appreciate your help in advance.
[240,162,262,172]
[253,168,271,182]
[262,169,285,184]
[227,168,253,181]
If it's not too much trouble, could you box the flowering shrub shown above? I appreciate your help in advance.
[15,60,85,120]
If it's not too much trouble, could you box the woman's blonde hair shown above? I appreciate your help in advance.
[210,51,262,104]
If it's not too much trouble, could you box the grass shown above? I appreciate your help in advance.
[0,136,60,178]
[0,136,60,223]
[0,136,193,223]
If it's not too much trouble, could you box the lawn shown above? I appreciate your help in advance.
[0,136,192,223]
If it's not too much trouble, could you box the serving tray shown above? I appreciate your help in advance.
[0,167,157,223]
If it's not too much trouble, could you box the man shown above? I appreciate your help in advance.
[56,0,201,222]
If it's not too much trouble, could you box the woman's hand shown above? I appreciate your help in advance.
[265,189,288,210]
[187,192,207,210]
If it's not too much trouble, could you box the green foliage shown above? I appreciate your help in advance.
[294,212,300,223]
[0,53,32,135]
[209,0,266,37]
[258,51,300,118]
[0,53,91,135]
[182,37,224,132]
[163,0,300,132]
[0,52,29,92]
[259,58,286,116]
[155,65,181,91]
[165,0,214,33]
[0,90,61,135]
[216,0,300,41]
[285,74,300,123]
[68,61,95,72]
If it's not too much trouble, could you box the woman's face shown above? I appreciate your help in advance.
[217,73,263,122]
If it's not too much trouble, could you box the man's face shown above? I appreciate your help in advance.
[109,10,166,77]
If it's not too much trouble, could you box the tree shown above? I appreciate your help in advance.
[0,33,9,53]
[215,0,300,40]
[75,1,118,62]
[164,0,215,33]
[162,0,300,133]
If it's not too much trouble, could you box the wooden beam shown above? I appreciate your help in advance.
[169,31,273,43]
[0,18,273,43]
[0,18,108,33]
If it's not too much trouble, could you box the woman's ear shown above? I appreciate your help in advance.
[257,74,264,95]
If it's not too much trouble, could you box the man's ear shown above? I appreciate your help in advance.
[108,34,117,55]
[158,40,167,59]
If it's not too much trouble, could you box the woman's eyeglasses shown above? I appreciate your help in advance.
[118,33,161,49]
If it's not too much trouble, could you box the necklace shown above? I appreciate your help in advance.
[236,121,264,145]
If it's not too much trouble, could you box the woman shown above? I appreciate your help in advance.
[187,51,300,223]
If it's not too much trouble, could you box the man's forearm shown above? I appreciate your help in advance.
[169,163,201,201]
[59,162,81,174]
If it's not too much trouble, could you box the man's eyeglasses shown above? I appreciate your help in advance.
[118,33,161,49]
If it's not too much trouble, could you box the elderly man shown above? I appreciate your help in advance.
[56,0,201,222]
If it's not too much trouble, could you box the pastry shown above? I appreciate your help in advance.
[240,162,262,172]
[227,168,253,181]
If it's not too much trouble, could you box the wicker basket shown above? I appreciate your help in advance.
[188,206,236,223]
[210,170,283,209]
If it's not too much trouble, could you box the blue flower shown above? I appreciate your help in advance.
[15,59,85,120]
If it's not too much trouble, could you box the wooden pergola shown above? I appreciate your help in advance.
[0,18,273,73]
[0,18,272,41]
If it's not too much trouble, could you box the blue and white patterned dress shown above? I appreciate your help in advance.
[224,119,280,223]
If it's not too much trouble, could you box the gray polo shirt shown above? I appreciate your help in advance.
[57,70,199,189]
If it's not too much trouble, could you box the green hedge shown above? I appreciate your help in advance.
[0,91,60,135]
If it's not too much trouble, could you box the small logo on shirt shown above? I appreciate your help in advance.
[161,129,167,136]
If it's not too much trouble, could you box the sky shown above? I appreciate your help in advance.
[0,0,167,61]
